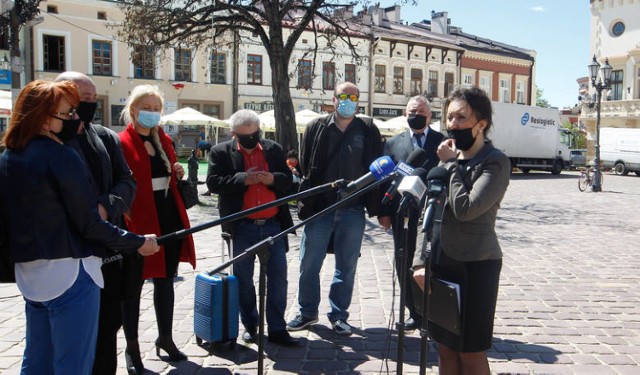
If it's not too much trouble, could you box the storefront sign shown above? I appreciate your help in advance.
[243,101,274,112]
[0,70,10,85]
[373,107,403,117]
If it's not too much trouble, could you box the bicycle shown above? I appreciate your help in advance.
[578,167,604,192]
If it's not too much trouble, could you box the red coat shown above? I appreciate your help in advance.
[119,124,196,279]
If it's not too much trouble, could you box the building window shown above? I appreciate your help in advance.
[374,65,386,93]
[92,40,112,76]
[611,21,625,37]
[444,72,454,97]
[47,5,58,14]
[393,66,404,94]
[298,60,312,89]
[210,52,226,84]
[322,62,335,90]
[479,76,491,95]
[97,11,107,20]
[133,45,156,79]
[410,68,422,96]
[43,35,65,72]
[344,63,356,84]
[94,97,105,125]
[463,74,473,87]
[428,70,438,97]
[610,70,623,101]
[516,81,526,104]
[174,48,192,82]
[499,78,510,103]
[247,54,262,85]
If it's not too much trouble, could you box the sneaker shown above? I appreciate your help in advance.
[286,315,318,331]
[331,319,352,336]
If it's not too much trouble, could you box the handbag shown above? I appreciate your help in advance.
[177,179,199,209]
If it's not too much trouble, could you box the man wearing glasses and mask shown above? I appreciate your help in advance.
[55,72,136,375]
[287,82,383,336]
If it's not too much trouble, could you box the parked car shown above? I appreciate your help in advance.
[570,149,587,169]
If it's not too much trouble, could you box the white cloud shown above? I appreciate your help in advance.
[530,6,545,12]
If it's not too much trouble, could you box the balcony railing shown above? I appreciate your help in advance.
[581,98,640,119]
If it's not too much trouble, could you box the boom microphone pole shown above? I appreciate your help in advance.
[207,173,394,374]
[156,179,346,244]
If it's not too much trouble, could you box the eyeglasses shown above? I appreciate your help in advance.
[51,108,77,120]
[336,93,359,102]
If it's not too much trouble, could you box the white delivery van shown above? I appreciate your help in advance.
[600,127,640,176]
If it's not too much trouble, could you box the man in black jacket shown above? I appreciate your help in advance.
[55,72,137,375]
[206,109,298,347]
[378,95,444,330]
[287,82,383,336]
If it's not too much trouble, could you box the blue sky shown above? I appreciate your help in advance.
[374,0,591,109]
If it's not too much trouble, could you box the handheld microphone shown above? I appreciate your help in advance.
[397,168,428,204]
[339,156,396,196]
[421,166,449,234]
[381,148,428,205]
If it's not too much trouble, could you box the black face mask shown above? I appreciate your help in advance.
[51,118,81,143]
[447,127,477,151]
[76,101,97,125]
[407,114,427,130]
[236,130,260,150]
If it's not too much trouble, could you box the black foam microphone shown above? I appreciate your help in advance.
[421,166,449,233]
[381,148,428,205]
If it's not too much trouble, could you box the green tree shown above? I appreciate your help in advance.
[536,87,550,108]
[563,121,585,149]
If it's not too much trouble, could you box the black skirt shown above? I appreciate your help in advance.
[429,249,502,352]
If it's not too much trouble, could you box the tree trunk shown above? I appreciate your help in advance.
[270,57,298,153]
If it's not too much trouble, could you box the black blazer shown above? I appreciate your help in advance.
[380,128,445,217]
[206,138,294,237]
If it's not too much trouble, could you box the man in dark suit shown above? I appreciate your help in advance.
[378,95,444,331]
[206,109,298,347]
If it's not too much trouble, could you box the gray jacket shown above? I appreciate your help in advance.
[414,142,510,266]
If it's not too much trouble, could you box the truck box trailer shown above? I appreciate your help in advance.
[490,102,571,175]
[600,127,640,176]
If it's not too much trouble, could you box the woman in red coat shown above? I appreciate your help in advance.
[118,85,196,374]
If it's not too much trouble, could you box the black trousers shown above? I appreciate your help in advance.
[92,259,124,375]
[391,212,422,321]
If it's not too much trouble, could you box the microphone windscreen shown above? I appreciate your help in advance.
[369,156,396,180]
[411,167,428,181]
[427,166,449,182]
[405,148,428,167]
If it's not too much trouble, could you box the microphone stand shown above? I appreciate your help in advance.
[394,194,419,375]
[207,176,393,375]
[156,179,346,244]
[418,191,445,375]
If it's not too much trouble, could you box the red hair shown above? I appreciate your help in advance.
[2,80,80,150]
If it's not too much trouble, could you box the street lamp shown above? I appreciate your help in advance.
[587,55,612,192]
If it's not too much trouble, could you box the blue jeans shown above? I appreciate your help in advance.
[297,205,366,322]
[22,263,100,375]
[232,218,288,333]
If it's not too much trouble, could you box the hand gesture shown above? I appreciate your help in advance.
[378,216,392,231]
[437,139,458,162]
[256,171,274,186]
[138,234,160,256]
[245,167,261,185]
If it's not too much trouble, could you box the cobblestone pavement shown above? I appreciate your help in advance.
[1,170,639,374]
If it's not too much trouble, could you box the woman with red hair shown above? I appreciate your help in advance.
[0,80,159,374]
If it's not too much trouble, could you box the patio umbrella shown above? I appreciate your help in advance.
[160,107,220,126]
[295,109,323,132]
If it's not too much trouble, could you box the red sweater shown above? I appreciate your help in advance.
[119,124,196,279]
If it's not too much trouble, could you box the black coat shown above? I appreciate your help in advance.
[0,137,144,263]
[380,128,445,217]
[206,138,294,237]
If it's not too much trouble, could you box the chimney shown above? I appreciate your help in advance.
[431,10,449,35]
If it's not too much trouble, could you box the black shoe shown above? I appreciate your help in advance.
[155,336,188,362]
[201,191,212,196]
[286,314,318,331]
[268,330,300,346]
[403,317,421,331]
[124,346,144,375]
[242,326,257,344]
